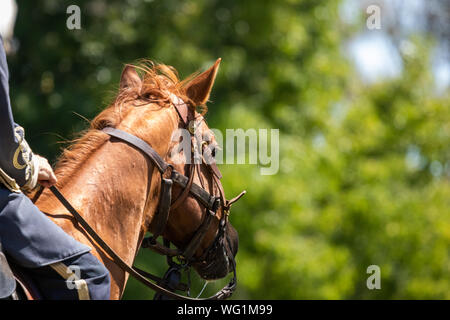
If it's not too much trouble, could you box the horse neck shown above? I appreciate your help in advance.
[36,106,179,299]
[36,140,153,298]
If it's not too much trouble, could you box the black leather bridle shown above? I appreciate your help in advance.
[40,95,245,300]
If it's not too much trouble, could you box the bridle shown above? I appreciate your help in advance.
[36,94,246,300]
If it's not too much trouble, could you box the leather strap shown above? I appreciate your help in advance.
[182,210,215,261]
[170,163,195,210]
[202,145,222,179]
[141,237,179,256]
[150,178,173,241]
[171,171,219,211]
[102,127,168,174]
[169,93,190,125]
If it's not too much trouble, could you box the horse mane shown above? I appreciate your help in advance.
[52,60,199,188]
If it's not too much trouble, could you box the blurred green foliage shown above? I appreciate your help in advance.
[7,0,449,299]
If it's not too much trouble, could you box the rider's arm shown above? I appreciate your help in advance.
[0,36,39,192]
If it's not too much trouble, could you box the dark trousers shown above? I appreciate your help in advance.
[0,186,111,299]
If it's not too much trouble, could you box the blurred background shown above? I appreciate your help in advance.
[1,0,449,299]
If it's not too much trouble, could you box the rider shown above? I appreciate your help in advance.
[0,36,111,299]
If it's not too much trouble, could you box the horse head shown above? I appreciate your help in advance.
[38,59,244,299]
[115,59,241,281]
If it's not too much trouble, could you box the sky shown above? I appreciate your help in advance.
[341,0,450,93]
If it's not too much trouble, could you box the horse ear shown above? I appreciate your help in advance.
[120,65,141,90]
[185,58,221,106]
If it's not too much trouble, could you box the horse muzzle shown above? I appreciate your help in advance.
[193,224,238,280]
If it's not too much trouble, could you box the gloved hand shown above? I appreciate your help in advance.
[35,155,57,188]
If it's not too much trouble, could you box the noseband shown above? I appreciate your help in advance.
[43,96,245,300]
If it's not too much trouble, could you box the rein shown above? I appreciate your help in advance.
[48,185,235,300]
[35,98,245,300]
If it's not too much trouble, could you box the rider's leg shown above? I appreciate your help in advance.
[26,251,110,300]
[0,186,111,299]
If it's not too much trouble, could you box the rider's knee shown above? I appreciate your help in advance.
[56,251,111,300]
[84,263,111,300]
[75,252,111,300]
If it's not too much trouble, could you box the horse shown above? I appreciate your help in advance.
[20,58,242,299]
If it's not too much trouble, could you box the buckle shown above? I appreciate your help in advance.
[162,164,174,179]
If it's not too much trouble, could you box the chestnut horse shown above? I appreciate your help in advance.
[32,59,240,299]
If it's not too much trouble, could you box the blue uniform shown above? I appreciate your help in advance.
[0,37,110,299]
